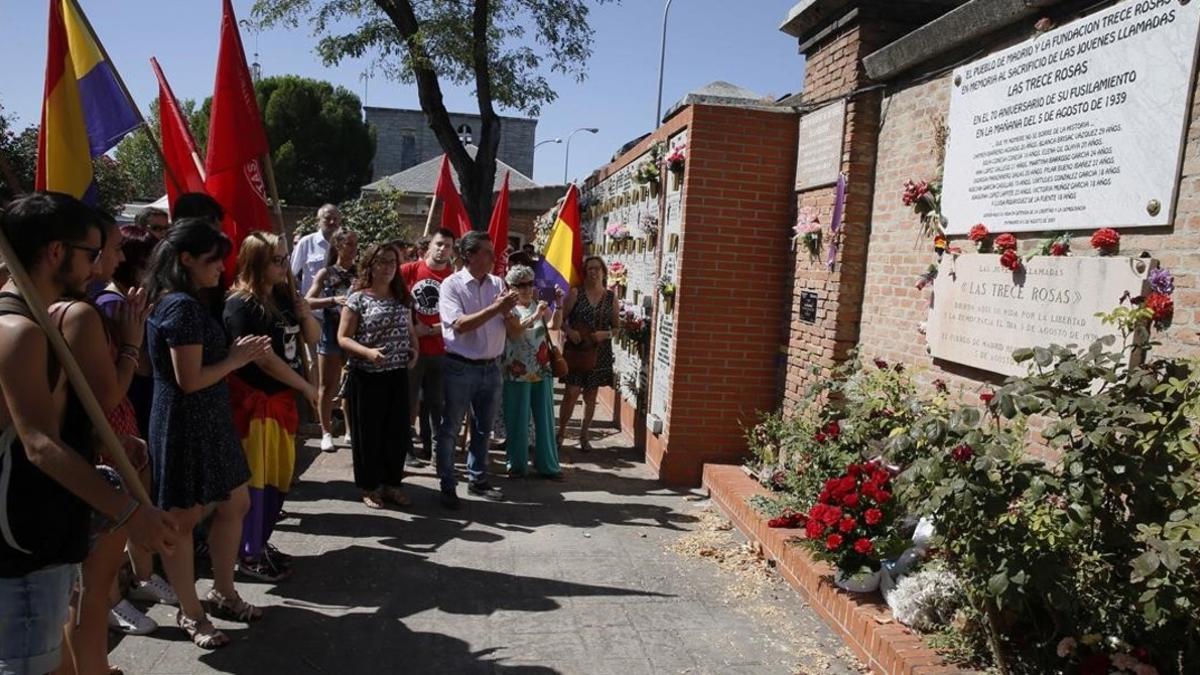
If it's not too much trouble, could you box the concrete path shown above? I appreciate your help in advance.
[109,417,863,674]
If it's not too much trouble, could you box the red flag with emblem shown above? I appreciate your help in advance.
[205,0,273,268]
[489,172,511,277]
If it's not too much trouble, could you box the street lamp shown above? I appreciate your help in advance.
[654,0,676,127]
[563,128,599,184]
[535,138,563,150]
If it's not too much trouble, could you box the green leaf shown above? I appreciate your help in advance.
[1033,347,1052,367]
[987,572,1010,596]
[1130,550,1160,581]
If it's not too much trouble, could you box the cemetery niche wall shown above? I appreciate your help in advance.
[578,100,797,486]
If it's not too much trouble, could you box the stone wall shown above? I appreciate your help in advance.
[365,107,538,180]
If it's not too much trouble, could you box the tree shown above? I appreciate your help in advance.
[113,98,205,200]
[294,188,417,249]
[254,75,376,206]
[253,0,613,230]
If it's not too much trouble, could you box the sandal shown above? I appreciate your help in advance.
[362,491,385,509]
[205,588,263,623]
[176,612,230,649]
[383,486,411,507]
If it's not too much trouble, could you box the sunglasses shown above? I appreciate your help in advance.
[65,242,103,263]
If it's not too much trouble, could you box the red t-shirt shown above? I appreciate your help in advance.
[401,260,453,356]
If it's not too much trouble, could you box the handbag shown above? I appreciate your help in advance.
[540,318,569,379]
[562,328,598,376]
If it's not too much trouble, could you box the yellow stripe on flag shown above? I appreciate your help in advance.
[61,0,104,76]
[241,417,296,492]
[43,67,93,198]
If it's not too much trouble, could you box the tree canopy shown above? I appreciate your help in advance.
[114,75,374,206]
[252,0,613,230]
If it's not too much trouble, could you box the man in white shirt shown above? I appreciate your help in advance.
[436,230,518,509]
[290,204,342,298]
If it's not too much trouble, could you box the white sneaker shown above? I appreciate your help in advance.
[343,430,352,445]
[108,599,157,635]
[320,432,335,453]
[127,574,178,605]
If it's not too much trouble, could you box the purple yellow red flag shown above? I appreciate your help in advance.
[535,184,584,299]
[36,0,140,204]
[489,172,511,277]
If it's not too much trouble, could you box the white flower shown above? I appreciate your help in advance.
[1055,637,1077,657]
[887,565,964,632]
[1111,653,1140,671]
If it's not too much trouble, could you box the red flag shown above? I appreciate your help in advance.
[489,172,510,277]
[151,57,206,215]
[434,155,471,236]
[204,0,273,272]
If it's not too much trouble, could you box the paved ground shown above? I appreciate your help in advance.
[109,411,862,674]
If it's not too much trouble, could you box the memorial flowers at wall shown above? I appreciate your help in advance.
[665,146,686,174]
[605,221,631,240]
[607,261,627,287]
[902,178,943,236]
[967,223,992,252]
[793,207,822,258]
[1091,227,1121,255]
[801,460,904,586]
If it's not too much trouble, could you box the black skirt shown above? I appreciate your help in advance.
[345,367,411,490]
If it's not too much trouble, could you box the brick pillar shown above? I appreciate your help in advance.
[782,5,928,413]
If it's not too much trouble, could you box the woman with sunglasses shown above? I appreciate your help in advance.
[143,220,272,648]
[501,265,564,479]
[224,232,319,582]
[338,243,418,509]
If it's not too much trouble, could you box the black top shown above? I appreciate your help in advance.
[0,292,94,578]
[223,288,303,394]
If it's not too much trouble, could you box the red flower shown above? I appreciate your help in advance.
[980,390,995,404]
[864,508,883,525]
[824,420,841,438]
[1090,227,1120,252]
[871,469,890,485]
[951,444,974,463]
[805,519,826,539]
[968,223,989,242]
[901,180,930,206]
[768,515,794,528]
[837,476,858,496]
[838,517,856,533]
[1049,242,1068,256]
[862,482,878,500]
[841,493,860,508]
[853,538,874,555]
[1000,249,1022,271]
[874,490,892,504]
[819,505,843,525]
[813,432,828,444]
[847,464,862,478]
[825,533,844,551]
[994,233,1017,251]
[873,357,888,369]
[1145,292,1174,323]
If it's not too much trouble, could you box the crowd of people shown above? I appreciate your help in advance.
[0,191,619,673]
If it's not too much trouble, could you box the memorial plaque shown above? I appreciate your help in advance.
[926,254,1151,376]
[941,0,1200,233]
[795,100,845,190]
[799,291,818,323]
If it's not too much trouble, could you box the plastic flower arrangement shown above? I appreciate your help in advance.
[605,222,632,240]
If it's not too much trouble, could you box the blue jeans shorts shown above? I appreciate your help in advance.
[0,563,78,675]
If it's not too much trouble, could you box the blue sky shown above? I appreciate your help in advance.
[0,0,805,185]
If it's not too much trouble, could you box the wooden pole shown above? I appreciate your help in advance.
[258,152,314,385]
[65,0,184,196]
[422,193,439,236]
[0,224,150,505]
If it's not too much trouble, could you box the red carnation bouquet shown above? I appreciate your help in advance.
[1091,228,1121,255]
[802,460,903,578]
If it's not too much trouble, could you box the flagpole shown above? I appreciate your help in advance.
[422,193,439,236]
[259,153,286,236]
[0,223,151,505]
[64,0,184,196]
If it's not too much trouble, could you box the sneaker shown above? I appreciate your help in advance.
[343,430,352,445]
[264,544,294,569]
[320,433,335,453]
[440,490,462,510]
[128,573,178,605]
[108,599,158,635]
[406,454,427,467]
[468,481,503,500]
[413,446,433,461]
[238,556,291,582]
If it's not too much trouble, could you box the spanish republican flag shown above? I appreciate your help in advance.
[535,184,584,298]
[36,0,140,204]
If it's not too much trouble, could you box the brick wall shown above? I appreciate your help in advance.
[783,9,915,413]
[858,17,1200,394]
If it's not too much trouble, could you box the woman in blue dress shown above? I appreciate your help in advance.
[143,220,271,648]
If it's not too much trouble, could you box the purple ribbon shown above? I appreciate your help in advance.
[826,172,847,271]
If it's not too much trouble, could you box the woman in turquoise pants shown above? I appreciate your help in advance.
[501,265,564,479]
